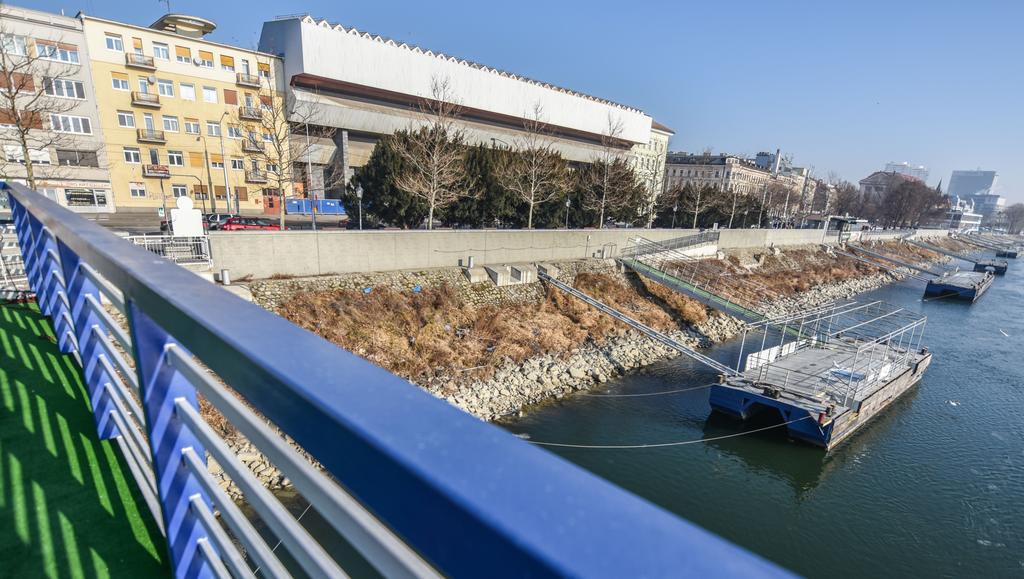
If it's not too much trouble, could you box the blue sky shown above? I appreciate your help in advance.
[28,0,1024,200]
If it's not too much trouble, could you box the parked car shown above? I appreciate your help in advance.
[220,217,282,231]
[204,213,238,230]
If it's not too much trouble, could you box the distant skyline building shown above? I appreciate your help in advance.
[884,161,929,182]
[947,170,998,197]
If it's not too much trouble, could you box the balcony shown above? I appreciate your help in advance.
[136,128,166,144]
[245,169,268,184]
[238,106,262,121]
[241,138,265,153]
[131,91,160,108]
[125,52,156,70]
[142,164,170,178]
[235,72,260,88]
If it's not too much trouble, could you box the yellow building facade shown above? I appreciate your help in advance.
[81,14,286,215]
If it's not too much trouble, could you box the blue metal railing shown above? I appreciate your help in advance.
[4,182,790,578]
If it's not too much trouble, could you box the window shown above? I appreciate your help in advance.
[111,72,129,91]
[49,114,91,134]
[116,110,135,127]
[56,149,98,167]
[258,62,270,79]
[266,162,279,173]
[262,133,274,142]
[227,125,242,139]
[142,113,155,130]
[3,144,50,164]
[240,59,250,74]
[157,79,174,97]
[211,159,224,169]
[220,54,235,71]
[153,42,169,60]
[43,78,85,99]
[1,34,27,56]
[168,151,184,166]
[198,50,214,68]
[184,118,200,134]
[123,147,141,164]
[129,182,146,198]
[172,184,188,198]
[138,78,149,94]
[105,34,123,52]
[230,158,244,170]
[131,37,143,55]
[202,86,217,103]
[149,149,159,164]
[175,45,191,63]
[206,121,221,136]
[162,115,179,132]
[37,41,80,64]
[180,83,195,101]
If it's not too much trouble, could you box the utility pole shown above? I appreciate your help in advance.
[197,135,216,213]
[218,112,231,214]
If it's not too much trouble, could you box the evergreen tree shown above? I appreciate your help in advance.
[342,132,428,229]
[444,145,521,227]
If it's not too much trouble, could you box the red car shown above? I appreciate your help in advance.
[220,217,282,231]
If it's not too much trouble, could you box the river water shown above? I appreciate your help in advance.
[501,257,1024,577]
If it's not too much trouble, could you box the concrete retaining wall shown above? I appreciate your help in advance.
[209,227,944,279]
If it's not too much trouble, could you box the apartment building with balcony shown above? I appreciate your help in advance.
[0,5,113,212]
[81,13,286,214]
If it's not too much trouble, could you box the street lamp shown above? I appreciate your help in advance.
[356,184,364,230]
[564,197,571,229]
[490,137,510,148]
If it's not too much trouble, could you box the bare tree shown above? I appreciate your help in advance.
[394,77,470,229]
[0,17,93,189]
[496,103,568,228]
[247,64,345,229]
[583,114,638,228]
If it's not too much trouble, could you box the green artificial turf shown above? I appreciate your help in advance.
[0,302,168,578]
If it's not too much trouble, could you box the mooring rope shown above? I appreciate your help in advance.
[579,383,715,398]
[525,416,813,449]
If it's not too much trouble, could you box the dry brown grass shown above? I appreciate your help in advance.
[276,274,710,385]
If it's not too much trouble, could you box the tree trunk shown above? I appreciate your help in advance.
[428,203,435,230]
[278,187,286,230]
[527,199,534,229]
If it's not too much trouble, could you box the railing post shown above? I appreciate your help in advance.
[127,304,217,578]
[22,215,77,354]
[58,241,121,439]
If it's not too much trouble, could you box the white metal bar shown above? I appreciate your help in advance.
[189,494,255,578]
[175,401,347,578]
[166,345,438,578]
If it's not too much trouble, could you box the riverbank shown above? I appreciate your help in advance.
[208,239,967,495]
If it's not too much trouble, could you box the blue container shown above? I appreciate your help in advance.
[285,198,347,215]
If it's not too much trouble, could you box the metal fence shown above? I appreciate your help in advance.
[3,181,789,578]
[124,234,212,267]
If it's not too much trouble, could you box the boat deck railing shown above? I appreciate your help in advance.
[3,182,789,577]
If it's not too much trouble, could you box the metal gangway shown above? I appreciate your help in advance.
[539,270,739,377]
[844,242,944,278]
[954,233,1013,252]
[3,181,787,578]
[620,234,774,323]
[905,238,983,265]
[830,246,934,283]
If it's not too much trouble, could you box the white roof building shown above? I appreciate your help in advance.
[258,15,655,169]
